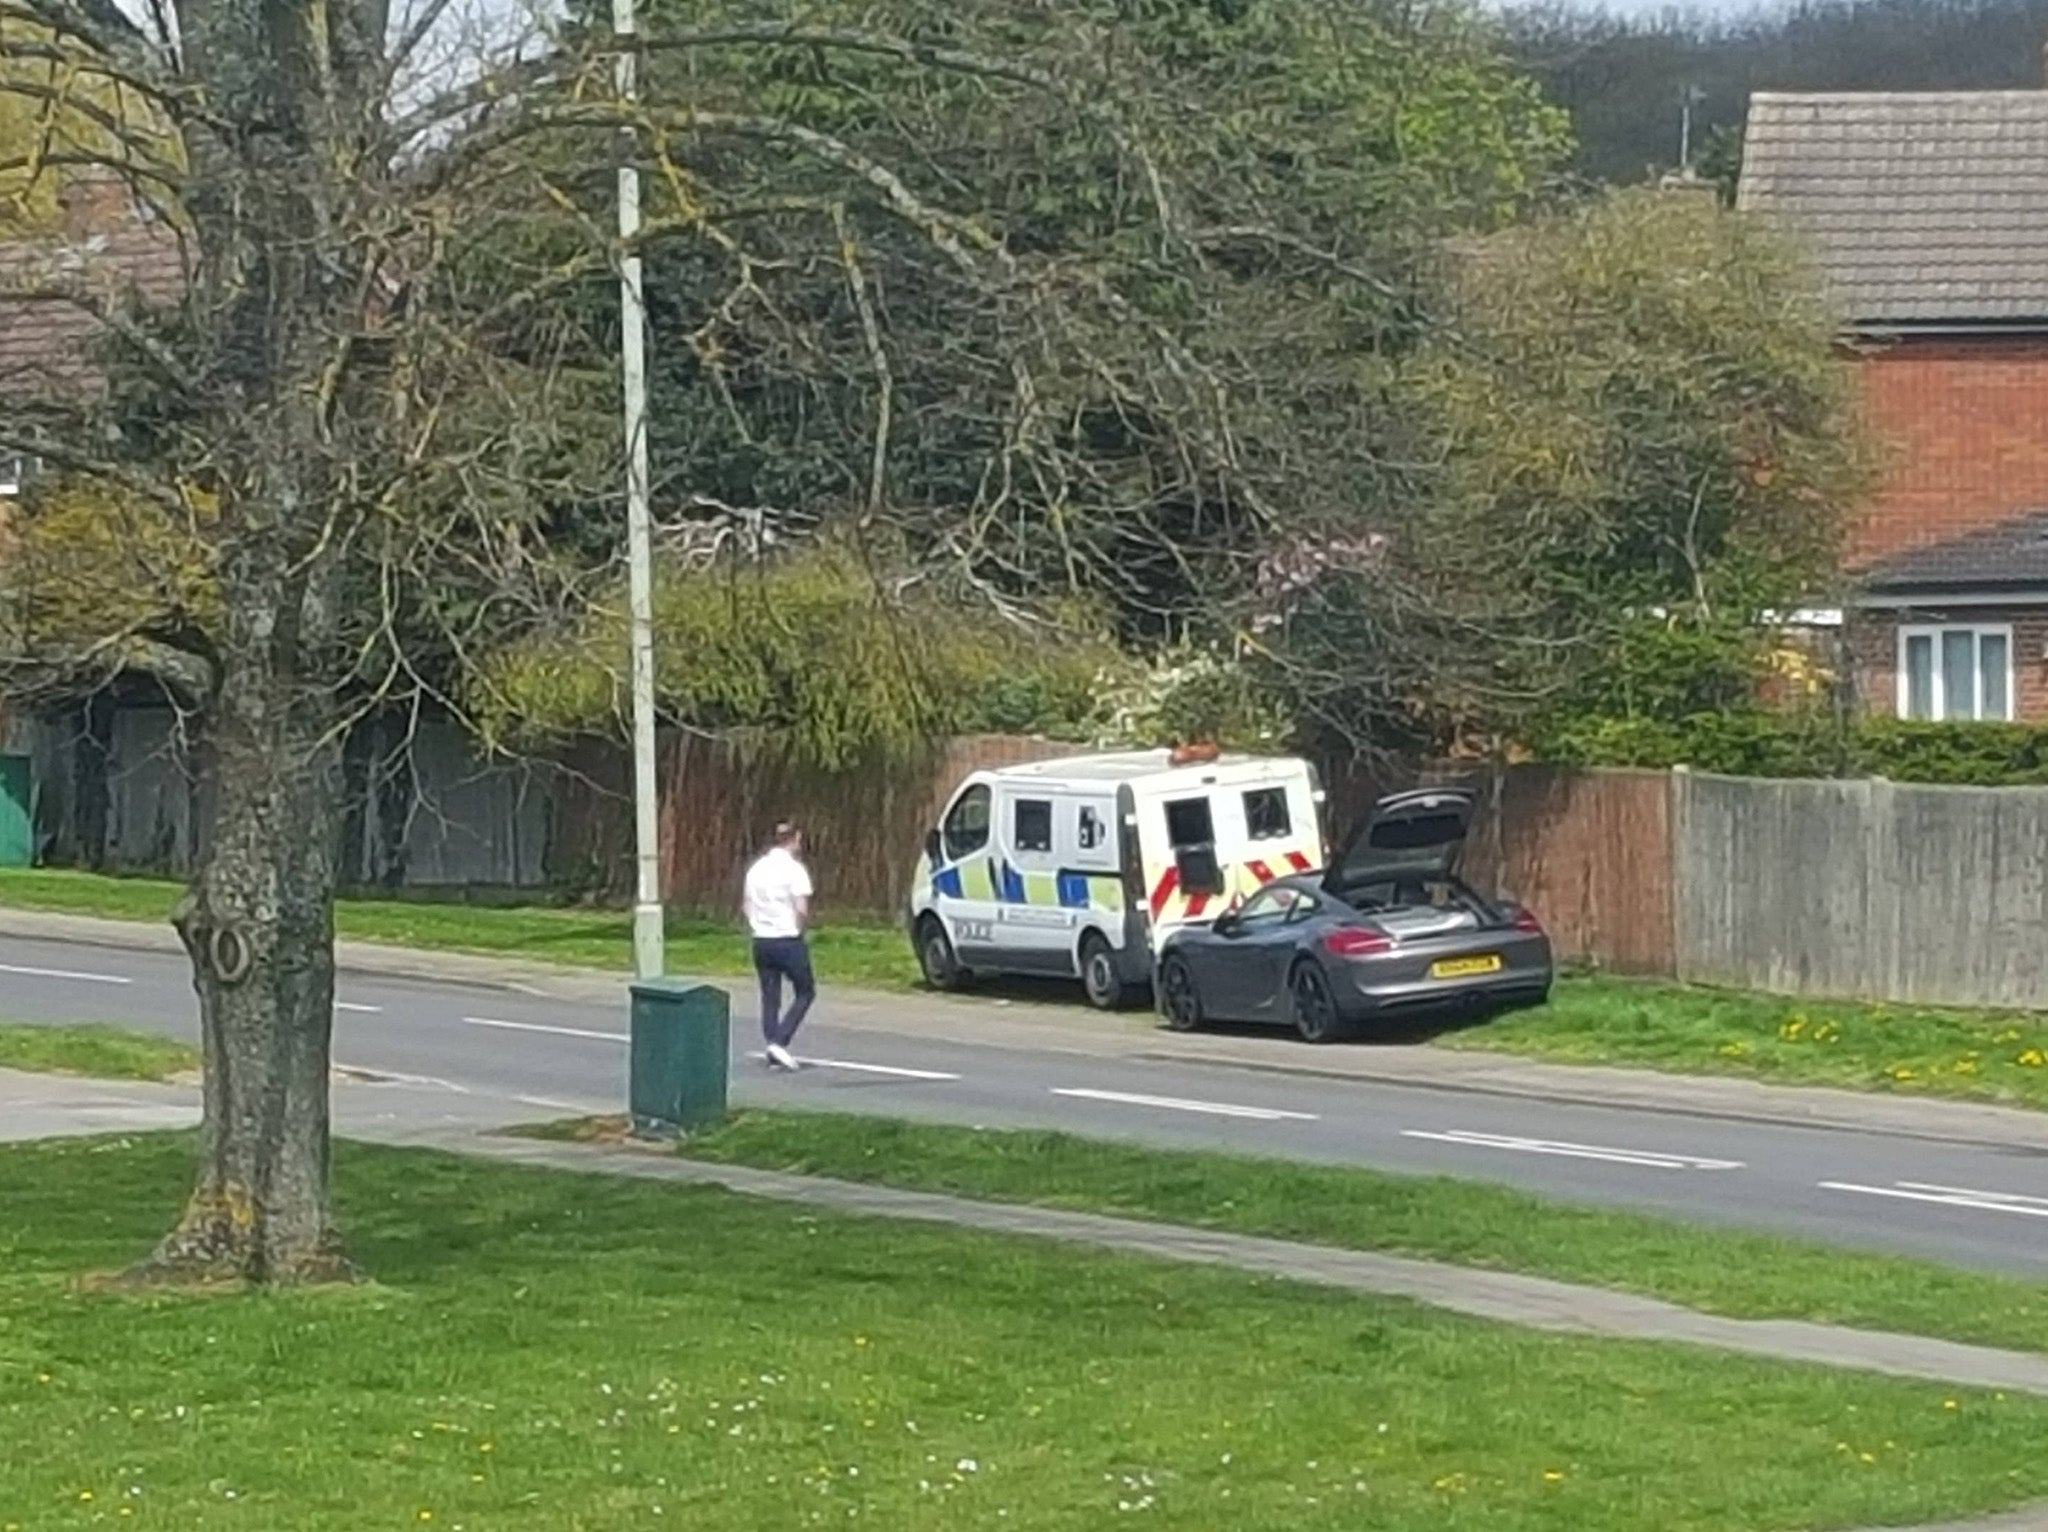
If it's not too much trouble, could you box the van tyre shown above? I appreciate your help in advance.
[1289,959,1349,1044]
[1157,953,1203,1032]
[1079,933,1129,1011]
[915,917,969,992]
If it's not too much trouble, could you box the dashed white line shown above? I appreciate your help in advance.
[0,961,132,986]
[516,1094,606,1114]
[1402,1129,1743,1171]
[749,1052,961,1082]
[1820,1180,2048,1219]
[335,1002,383,1014]
[335,1063,471,1094]
[463,1015,624,1043]
[1050,1087,1320,1122]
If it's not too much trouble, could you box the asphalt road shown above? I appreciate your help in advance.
[4,930,2046,1277]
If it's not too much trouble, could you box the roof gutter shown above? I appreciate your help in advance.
[1845,322,2048,338]
[1855,588,2048,609]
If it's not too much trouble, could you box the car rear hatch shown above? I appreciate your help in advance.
[1321,787,1476,899]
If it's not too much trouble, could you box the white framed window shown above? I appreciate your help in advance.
[1897,624,2014,721]
[0,454,24,497]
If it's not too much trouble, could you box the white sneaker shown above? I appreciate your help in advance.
[766,1043,799,1072]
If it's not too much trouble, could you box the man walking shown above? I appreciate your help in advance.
[744,820,816,1071]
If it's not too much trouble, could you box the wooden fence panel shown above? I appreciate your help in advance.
[1675,771,2048,1010]
[550,732,1069,917]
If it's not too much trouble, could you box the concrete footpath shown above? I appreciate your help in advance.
[6,904,2048,1155]
[7,1066,2046,1532]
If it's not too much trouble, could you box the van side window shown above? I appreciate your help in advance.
[1165,797,1215,849]
[1077,805,1105,851]
[1243,787,1291,840]
[942,785,992,862]
[1013,798,1053,853]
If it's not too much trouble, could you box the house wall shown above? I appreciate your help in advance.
[1846,606,2048,722]
[1852,334,2048,567]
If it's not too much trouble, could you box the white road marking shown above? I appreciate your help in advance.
[335,1063,471,1094]
[516,1094,604,1114]
[1050,1087,1319,1122]
[463,1015,624,1044]
[335,1002,383,1014]
[749,1052,960,1082]
[1821,1180,2048,1219]
[1401,1129,1743,1171]
[0,961,131,986]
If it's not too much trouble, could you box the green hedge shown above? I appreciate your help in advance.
[1541,713,2048,786]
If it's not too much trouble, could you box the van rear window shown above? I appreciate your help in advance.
[1243,787,1291,840]
[1164,797,1215,848]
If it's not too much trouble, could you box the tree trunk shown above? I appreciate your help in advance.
[134,643,354,1286]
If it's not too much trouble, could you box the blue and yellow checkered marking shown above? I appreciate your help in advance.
[922,855,1124,916]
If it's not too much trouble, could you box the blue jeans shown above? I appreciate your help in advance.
[753,937,816,1049]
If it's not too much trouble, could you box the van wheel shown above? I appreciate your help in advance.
[1289,959,1349,1044]
[915,917,969,992]
[1157,954,1203,1032]
[1079,933,1128,1011]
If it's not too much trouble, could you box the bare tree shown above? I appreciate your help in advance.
[0,0,1566,1280]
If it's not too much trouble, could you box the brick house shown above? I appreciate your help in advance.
[0,176,185,865]
[1739,91,2048,724]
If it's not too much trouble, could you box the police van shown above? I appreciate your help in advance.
[908,747,1327,1009]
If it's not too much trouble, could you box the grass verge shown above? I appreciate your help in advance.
[2,1133,2047,1531]
[658,1108,2048,1358]
[0,866,920,989]
[0,1021,198,1082]
[1450,974,2048,1112]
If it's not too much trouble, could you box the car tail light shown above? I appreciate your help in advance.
[1513,907,1545,936]
[1323,927,1394,958]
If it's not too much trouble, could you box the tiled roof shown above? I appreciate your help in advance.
[0,177,186,397]
[1862,509,2048,591]
[1738,91,2048,326]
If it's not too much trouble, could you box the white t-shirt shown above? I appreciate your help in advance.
[744,847,814,940]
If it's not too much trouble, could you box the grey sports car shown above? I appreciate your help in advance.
[1155,788,1553,1042]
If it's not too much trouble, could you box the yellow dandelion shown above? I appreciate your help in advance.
[1543,1470,1566,1483]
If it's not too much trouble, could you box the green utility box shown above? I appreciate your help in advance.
[629,979,731,1138]
[0,755,31,868]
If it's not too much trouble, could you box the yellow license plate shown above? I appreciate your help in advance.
[1430,954,1502,980]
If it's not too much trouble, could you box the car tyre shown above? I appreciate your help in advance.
[1079,932,1129,1011]
[1157,953,1204,1032]
[1289,959,1349,1044]
[915,916,970,992]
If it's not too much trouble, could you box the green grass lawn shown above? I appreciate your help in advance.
[0,1022,198,1082]
[1454,974,2048,1112]
[0,867,920,989]
[4,1134,2047,1532]
[663,1108,2048,1358]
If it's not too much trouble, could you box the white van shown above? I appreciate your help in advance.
[907,748,1327,1008]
